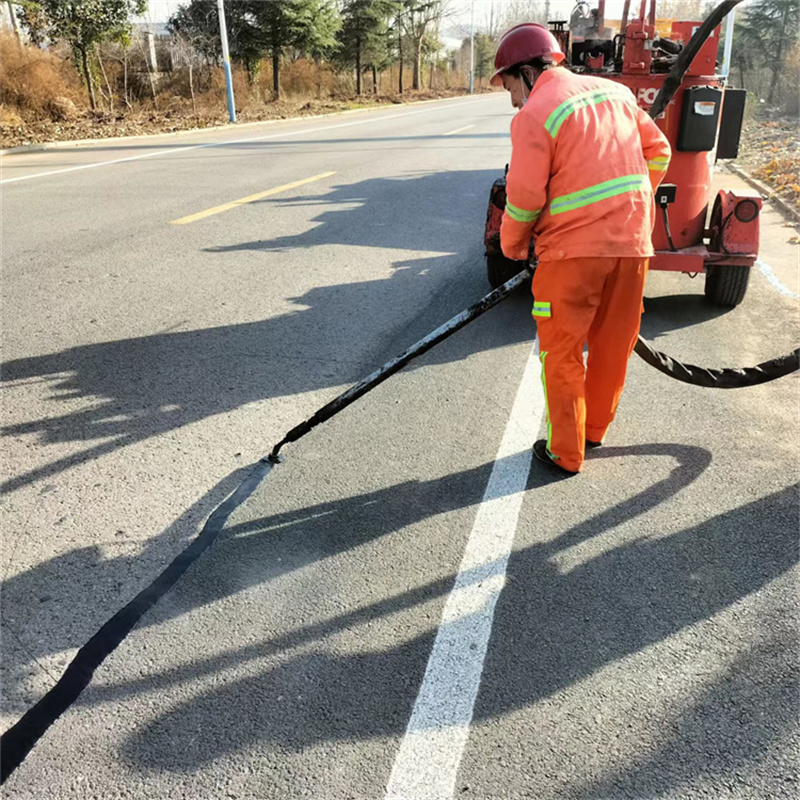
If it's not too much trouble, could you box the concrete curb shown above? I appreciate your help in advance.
[723,161,800,223]
[0,92,495,157]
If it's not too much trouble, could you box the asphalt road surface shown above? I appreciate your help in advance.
[2,94,798,799]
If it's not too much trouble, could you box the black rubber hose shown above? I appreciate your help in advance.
[661,204,677,251]
[270,266,533,460]
[653,36,683,56]
[634,340,800,388]
[649,0,745,119]
[637,0,798,388]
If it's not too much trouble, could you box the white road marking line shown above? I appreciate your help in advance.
[385,339,545,800]
[0,99,491,186]
[442,125,475,136]
[756,258,800,299]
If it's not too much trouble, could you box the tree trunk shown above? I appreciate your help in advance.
[273,51,280,99]
[372,65,377,94]
[189,63,196,114]
[398,28,403,94]
[413,39,422,90]
[123,48,130,108]
[356,34,362,95]
[96,46,114,112]
[79,46,97,110]
[767,2,792,105]
[767,66,779,104]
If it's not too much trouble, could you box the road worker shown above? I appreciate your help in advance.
[493,23,671,474]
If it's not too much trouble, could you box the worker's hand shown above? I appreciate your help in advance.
[501,235,535,263]
[501,241,530,261]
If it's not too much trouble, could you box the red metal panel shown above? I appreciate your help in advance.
[606,73,723,250]
[651,247,707,272]
[670,21,721,77]
[651,247,755,273]
[716,189,762,254]
[622,18,655,74]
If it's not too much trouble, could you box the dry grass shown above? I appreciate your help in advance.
[0,38,493,148]
[753,158,800,199]
[0,33,83,120]
[739,114,800,209]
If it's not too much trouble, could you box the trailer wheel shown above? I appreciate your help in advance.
[487,253,526,290]
[704,263,751,307]
[704,195,750,307]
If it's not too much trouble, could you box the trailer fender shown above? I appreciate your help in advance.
[710,188,762,256]
[485,176,507,256]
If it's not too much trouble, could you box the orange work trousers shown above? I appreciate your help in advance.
[532,256,649,472]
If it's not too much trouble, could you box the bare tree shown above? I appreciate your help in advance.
[402,1,444,90]
[170,31,203,113]
[493,0,547,35]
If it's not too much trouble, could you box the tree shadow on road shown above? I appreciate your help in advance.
[2,442,706,721]
[110,454,796,796]
[573,629,798,799]
[1,170,525,495]
[203,171,497,256]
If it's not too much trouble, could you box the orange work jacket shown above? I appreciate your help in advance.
[500,68,672,263]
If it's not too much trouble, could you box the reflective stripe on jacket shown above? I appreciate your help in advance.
[500,69,672,262]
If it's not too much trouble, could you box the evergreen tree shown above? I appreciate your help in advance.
[735,0,799,104]
[168,1,268,83]
[169,0,339,97]
[473,32,495,87]
[257,0,339,99]
[339,0,397,95]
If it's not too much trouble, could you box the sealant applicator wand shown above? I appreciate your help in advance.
[268,266,534,463]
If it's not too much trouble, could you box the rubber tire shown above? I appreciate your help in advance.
[487,253,526,290]
[704,263,751,307]
[704,195,750,308]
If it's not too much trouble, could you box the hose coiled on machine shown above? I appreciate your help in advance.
[635,0,798,387]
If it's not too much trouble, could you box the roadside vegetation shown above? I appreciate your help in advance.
[1,0,493,148]
[729,0,800,210]
[0,0,797,209]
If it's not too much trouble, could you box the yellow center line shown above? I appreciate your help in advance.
[169,171,337,225]
[441,124,475,136]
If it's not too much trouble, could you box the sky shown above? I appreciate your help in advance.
[135,0,740,42]
[137,1,646,27]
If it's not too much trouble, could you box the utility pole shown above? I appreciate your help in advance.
[469,0,475,94]
[216,0,236,123]
[720,8,736,78]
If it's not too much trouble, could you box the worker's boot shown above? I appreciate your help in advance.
[585,438,603,448]
[533,440,579,476]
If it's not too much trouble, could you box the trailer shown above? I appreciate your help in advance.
[485,0,761,307]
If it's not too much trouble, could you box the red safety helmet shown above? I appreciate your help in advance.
[490,23,565,87]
